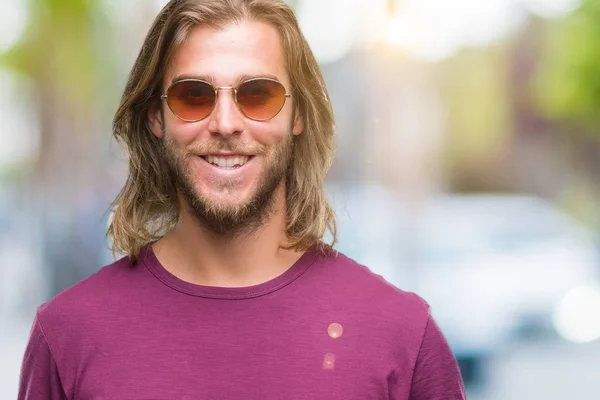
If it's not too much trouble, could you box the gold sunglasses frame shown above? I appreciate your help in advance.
[160,77,292,122]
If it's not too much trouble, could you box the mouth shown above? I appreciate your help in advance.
[200,155,255,169]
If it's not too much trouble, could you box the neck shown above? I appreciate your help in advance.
[152,183,304,288]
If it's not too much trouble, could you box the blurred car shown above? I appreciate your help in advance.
[327,184,600,386]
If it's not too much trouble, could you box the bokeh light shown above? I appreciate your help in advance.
[553,284,600,344]
[0,0,28,54]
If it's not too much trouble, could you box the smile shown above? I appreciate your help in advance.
[201,155,253,169]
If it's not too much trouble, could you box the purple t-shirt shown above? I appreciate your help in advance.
[19,245,466,399]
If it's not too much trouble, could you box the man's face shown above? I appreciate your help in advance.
[150,20,304,236]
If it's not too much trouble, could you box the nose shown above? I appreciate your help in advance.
[207,87,244,137]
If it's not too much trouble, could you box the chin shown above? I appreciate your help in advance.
[195,187,255,210]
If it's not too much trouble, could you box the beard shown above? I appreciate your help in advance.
[160,128,294,238]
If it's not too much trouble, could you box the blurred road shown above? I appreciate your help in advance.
[2,314,600,399]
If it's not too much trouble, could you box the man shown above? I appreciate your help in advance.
[19,0,466,399]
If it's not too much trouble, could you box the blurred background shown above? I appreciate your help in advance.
[2,0,600,398]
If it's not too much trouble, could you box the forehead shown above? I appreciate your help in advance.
[164,20,288,88]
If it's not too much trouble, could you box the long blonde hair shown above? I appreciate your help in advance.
[108,0,337,262]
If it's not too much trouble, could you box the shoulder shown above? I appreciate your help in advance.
[313,248,431,331]
[322,249,429,306]
[35,255,139,336]
[305,249,435,373]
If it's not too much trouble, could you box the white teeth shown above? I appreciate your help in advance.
[205,156,249,168]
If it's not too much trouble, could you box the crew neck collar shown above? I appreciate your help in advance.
[139,244,320,300]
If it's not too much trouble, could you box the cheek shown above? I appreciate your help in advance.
[248,120,291,146]
[165,116,207,145]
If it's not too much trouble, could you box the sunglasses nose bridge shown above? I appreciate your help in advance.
[208,86,244,135]
[213,86,244,117]
[215,86,238,103]
[216,86,236,100]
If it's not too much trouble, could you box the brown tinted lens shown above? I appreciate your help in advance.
[167,80,215,121]
[237,79,287,120]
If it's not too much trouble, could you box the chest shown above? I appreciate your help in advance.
[70,310,405,400]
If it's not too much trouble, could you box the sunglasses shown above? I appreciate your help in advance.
[161,77,292,122]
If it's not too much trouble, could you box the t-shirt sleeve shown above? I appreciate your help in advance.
[409,314,467,400]
[18,315,66,400]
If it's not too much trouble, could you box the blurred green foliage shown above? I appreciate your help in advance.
[441,44,512,168]
[0,0,114,109]
[535,0,600,133]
